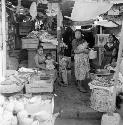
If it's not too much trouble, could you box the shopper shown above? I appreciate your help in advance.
[34,45,46,70]
[72,29,90,92]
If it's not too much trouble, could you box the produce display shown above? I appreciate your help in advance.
[91,76,114,87]
[25,30,58,45]
[90,88,115,112]
[89,69,123,113]
[90,75,122,88]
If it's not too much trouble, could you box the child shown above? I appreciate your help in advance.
[45,53,55,70]
[59,56,68,86]
[77,41,88,51]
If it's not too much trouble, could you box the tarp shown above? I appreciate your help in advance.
[71,1,113,21]
[110,0,123,4]
[94,20,118,27]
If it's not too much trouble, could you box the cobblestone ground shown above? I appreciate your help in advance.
[55,119,100,125]
[54,62,102,125]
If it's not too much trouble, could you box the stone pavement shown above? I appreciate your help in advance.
[55,118,100,125]
[54,62,102,124]
[54,81,102,119]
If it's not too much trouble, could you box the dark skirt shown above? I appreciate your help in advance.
[101,56,112,68]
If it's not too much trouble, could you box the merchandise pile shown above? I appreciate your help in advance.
[0,94,58,125]
[0,68,56,94]
[26,30,58,46]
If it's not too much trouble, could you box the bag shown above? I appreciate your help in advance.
[101,113,120,125]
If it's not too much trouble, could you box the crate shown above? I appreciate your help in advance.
[25,83,53,93]
[22,38,39,49]
[25,74,54,93]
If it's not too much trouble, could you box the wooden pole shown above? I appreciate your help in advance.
[57,3,63,63]
[1,0,6,79]
[99,26,103,67]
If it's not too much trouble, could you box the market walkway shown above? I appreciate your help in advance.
[54,70,102,120]
[55,119,100,125]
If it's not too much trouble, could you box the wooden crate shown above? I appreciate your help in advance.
[22,38,39,49]
[25,74,54,93]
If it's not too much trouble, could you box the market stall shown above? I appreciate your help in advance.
[0,1,61,125]
[22,30,57,68]
[1,0,123,124]
[0,67,57,124]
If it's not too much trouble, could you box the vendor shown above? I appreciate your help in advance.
[34,45,46,70]
[101,34,119,68]
[72,29,90,93]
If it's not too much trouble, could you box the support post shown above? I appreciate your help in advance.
[1,0,6,79]
[99,26,103,67]
[57,3,63,64]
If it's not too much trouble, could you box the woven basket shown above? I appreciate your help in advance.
[90,88,115,112]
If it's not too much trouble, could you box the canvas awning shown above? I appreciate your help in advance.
[71,1,113,22]
[110,0,123,4]
[94,20,119,27]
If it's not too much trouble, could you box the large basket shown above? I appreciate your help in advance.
[90,88,115,112]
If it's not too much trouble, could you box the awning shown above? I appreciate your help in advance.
[71,1,113,22]
[110,0,123,4]
[94,20,119,27]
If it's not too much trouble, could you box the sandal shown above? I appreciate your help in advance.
[77,87,87,93]
[58,81,68,87]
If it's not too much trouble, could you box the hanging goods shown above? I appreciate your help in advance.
[29,2,37,20]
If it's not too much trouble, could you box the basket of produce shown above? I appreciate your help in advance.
[89,76,116,112]
[90,88,115,112]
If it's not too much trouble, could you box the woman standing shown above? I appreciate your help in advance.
[34,45,46,70]
[101,34,119,68]
[72,29,90,92]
